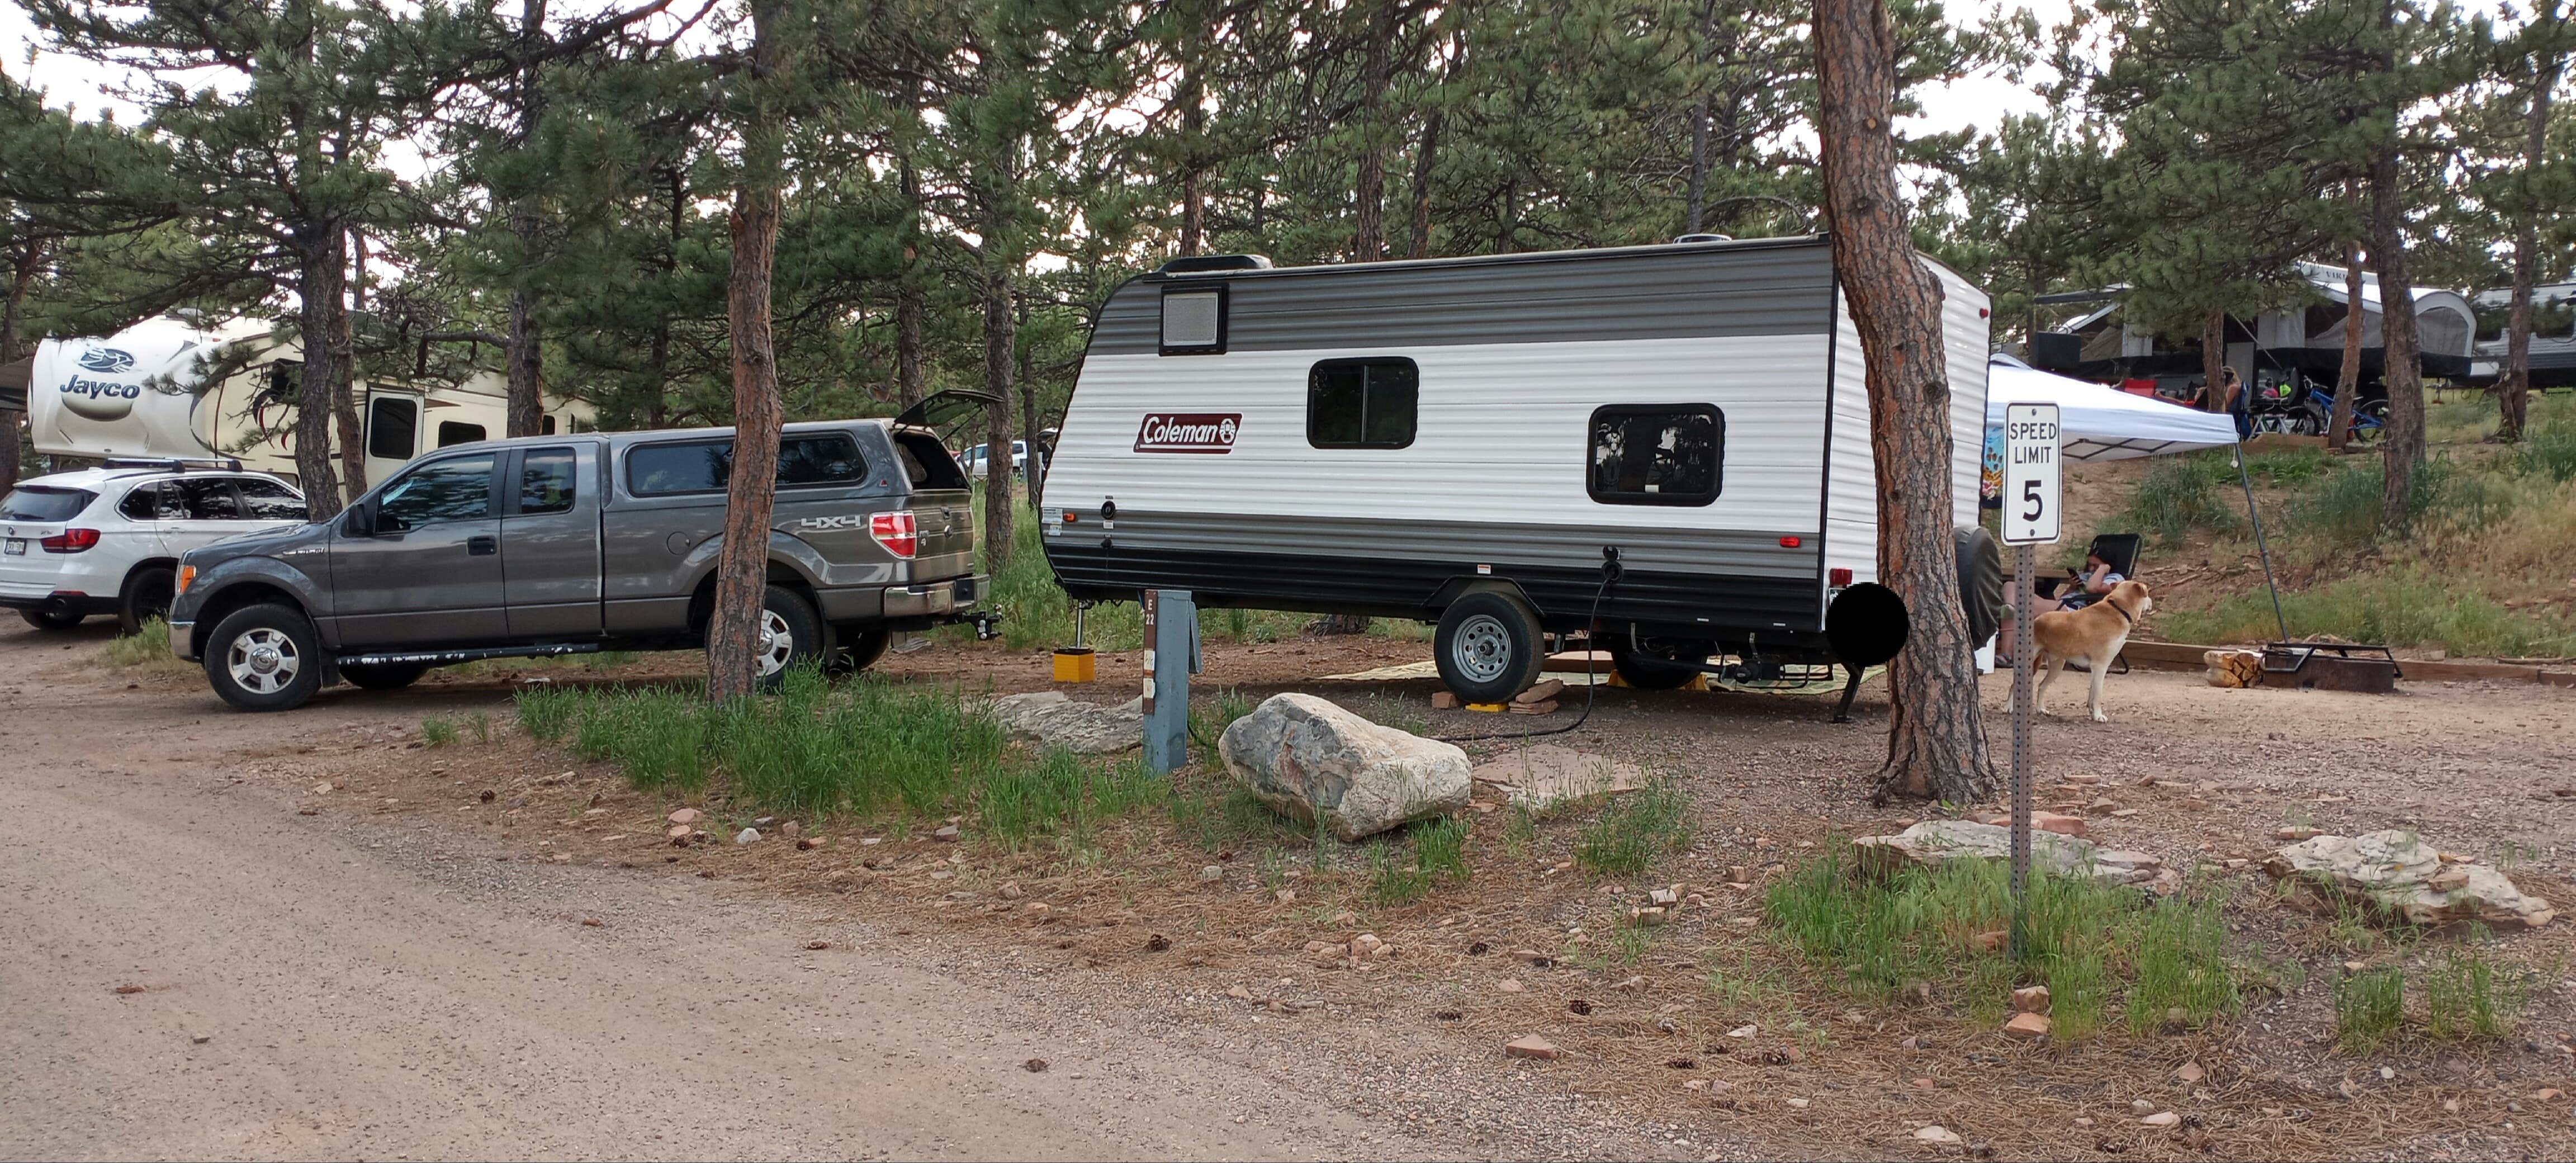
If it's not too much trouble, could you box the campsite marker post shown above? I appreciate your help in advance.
[1142,589,1199,775]
[1999,403,2062,963]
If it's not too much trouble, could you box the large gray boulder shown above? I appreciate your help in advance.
[2266,830,2554,930]
[1219,693,1471,841]
[985,691,1142,755]
[1852,820,2162,886]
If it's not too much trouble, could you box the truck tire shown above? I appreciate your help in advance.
[828,624,892,676]
[203,602,324,712]
[342,661,429,691]
[18,607,83,632]
[752,585,825,686]
[1434,592,1545,703]
[119,565,177,636]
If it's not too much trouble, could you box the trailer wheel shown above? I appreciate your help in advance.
[1434,592,1545,703]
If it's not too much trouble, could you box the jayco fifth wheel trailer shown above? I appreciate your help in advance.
[1040,235,1992,702]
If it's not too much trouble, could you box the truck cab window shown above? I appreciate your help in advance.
[518,448,577,515]
[376,455,495,530]
[1588,405,1723,506]
[1308,358,1418,449]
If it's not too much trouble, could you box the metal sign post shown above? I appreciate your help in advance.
[1142,589,1197,774]
[2000,403,2062,963]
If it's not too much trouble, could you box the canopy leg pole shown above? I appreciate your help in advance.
[2233,437,2290,643]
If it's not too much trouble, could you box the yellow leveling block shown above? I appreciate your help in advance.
[1052,647,1097,683]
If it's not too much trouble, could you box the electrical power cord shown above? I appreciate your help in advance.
[1431,552,1620,744]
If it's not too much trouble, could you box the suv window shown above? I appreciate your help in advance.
[1587,405,1723,507]
[1308,358,1418,449]
[0,486,95,522]
[626,433,868,497]
[120,484,161,521]
[376,455,496,531]
[236,478,309,521]
[518,447,577,515]
[178,478,245,520]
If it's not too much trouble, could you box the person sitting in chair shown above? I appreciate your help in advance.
[1997,550,2127,664]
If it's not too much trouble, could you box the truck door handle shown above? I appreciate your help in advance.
[467,535,498,556]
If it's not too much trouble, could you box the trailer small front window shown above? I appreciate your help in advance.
[1588,405,1723,507]
[1160,287,1227,353]
[1307,358,1418,449]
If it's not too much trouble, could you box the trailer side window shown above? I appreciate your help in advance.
[1306,358,1418,450]
[367,396,418,460]
[1587,405,1723,507]
[1159,286,1226,354]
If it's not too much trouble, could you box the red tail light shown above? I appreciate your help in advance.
[1830,567,1854,587]
[40,528,101,554]
[869,512,918,559]
[1779,535,1803,549]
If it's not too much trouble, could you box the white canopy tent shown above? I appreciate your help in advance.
[1982,353,2239,460]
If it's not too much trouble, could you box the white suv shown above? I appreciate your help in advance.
[1,460,308,634]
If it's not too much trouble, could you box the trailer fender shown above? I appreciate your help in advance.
[1422,576,1538,618]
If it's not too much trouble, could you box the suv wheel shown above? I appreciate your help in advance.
[342,661,429,691]
[205,602,324,711]
[1433,591,1545,703]
[119,565,177,636]
[18,607,84,632]
[752,585,825,685]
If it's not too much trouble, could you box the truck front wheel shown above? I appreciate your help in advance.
[204,602,324,712]
[751,585,826,685]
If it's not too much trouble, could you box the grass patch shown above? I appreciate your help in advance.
[2158,566,2576,656]
[420,717,459,747]
[1573,780,1690,877]
[103,618,195,675]
[514,684,579,741]
[1759,843,2240,1039]
[2122,453,2242,545]
[2336,967,2405,1053]
[2423,938,2527,1040]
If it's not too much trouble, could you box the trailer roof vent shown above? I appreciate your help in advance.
[1673,233,1732,243]
[1156,254,1272,275]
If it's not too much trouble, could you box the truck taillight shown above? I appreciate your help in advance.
[869,512,918,559]
[40,528,100,554]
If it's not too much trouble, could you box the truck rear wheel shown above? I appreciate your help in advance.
[828,624,892,676]
[1434,592,1544,703]
[752,585,825,685]
[204,602,323,712]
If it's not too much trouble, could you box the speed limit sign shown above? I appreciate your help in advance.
[2002,403,2062,545]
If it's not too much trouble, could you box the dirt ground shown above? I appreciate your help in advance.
[7,616,2574,1161]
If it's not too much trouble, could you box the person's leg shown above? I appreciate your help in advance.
[1996,594,2061,664]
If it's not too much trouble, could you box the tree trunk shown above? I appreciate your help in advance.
[293,229,345,519]
[332,228,366,499]
[2367,145,2426,527]
[1684,0,1718,234]
[2331,237,2362,451]
[706,0,788,705]
[1017,291,1041,507]
[1349,0,1396,262]
[1177,54,1206,257]
[981,262,1017,569]
[894,89,928,410]
[505,0,550,440]
[2502,0,2559,443]
[1813,0,1993,805]
[1408,110,1440,259]
[2200,308,2227,414]
[1,242,39,495]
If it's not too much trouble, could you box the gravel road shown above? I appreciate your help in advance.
[0,624,1455,1162]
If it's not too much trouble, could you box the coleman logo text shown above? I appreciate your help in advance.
[1133,412,1241,454]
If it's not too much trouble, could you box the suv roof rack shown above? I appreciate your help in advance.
[102,456,245,472]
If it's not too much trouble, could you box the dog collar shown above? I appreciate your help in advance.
[2106,596,2135,625]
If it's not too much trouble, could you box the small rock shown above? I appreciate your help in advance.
[1504,1035,1564,1060]
[805,939,831,950]
[2002,1013,2052,1041]
[667,808,699,825]
[780,820,801,839]
[2110,808,2139,818]
[191,1035,210,1045]
[1684,1079,1710,1091]
[2012,985,2051,1014]
[1612,975,1647,992]
[2139,1112,2180,1128]
[1972,930,2007,952]
[1726,1023,1758,1038]
[1352,933,1384,957]
[1227,985,1253,1000]
[2276,825,2319,841]
[2175,1061,2206,1084]
[1023,1058,1048,1072]
[1914,1126,1961,1146]
[1629,906,1669,926]
[581,918,603,928]
[931,824,961,841]
[1912,1077,1937,1090]
[1784,1097,1811,1109]
[735,828,760,845]
[1497,978,1524,994]
[2532,1088,2565,1101]
[1273,889,1296,904]
[998,881,1024,899]
[1199,864,1224,882]
[666,824,693,839]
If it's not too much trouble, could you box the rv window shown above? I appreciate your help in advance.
[517,448,577,516]
[626,434,868,497]
[236,478,308,521]
[437,420,488,447]
[1307,358,1418,450]
[1587,405,1723,507]
[367,396,418,460]
[1159,287,1226,354]
[540,415,558,436]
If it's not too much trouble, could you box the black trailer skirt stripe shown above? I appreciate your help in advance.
[1060,509,1819,579]
[1045,541,1826,641]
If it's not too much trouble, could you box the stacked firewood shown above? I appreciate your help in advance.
[2203,649,2264,688]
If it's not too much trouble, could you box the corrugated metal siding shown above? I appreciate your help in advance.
[1934,264,1993,530]
[1046,334,1834,546]
[1090,243,1835,356]
[1820,266,1993,587]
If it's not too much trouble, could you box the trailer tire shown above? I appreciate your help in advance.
[1609,640,1712,691]
[203,602,324,712]
[342,661,429,691]
[1434,592,1545,703]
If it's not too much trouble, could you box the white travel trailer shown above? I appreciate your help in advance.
[1041,235,1992,702]
[27,315,588,487]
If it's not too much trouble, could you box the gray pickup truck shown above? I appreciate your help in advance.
[167,416,990,711]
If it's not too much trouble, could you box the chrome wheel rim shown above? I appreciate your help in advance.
[755,609,794,677]
[1451,613,1513,685]
[226,627,300,694]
